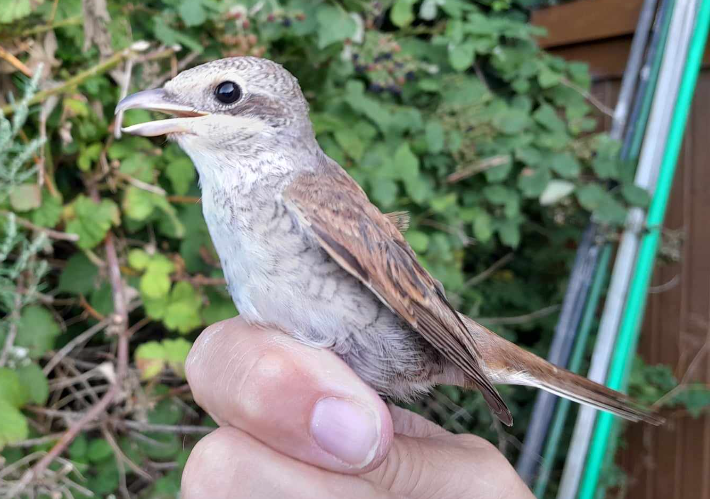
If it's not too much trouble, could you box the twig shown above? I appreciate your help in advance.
[560,77,614,117]
[43,318,110,374]
[174,274,227,287]
[0,292,22,367]
[0,210,79,242]
[648,274,680,294]
[116,171,167,196]
[464,253,514,288]
[119,420,214,434]
[6,434,63,448]
[0,46,32,77]
[146,51,200,89]
[446,155,510,183]
[167,195,201,204]
[476,304,560,325]
[9,230,131,495]
[0,15,83,39]
[1,46,177,116]
[7,385,119,496]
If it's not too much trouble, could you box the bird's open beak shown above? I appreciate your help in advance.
[115,88,208,137]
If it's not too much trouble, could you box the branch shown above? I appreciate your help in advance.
[446,155,510,184]
[9,231,131,495]
[476,304,560,325]
[464,253,514,288]
[560,77,614,117]
[1,45,177,116]
[0,46,32,77]
[119,420,214,435]
[0,211,79,242]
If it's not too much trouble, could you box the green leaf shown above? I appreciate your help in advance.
[621,184,651,208]
[0,368,27,408]
[123,186,157,221]
[483,185,512,205]
[449,42,475,71]
[492,108,532,134]
[163,282,203,334]
[87,439,114,463]
[153,16,203,53]
[69,434,88,460]
[66,196,120,249]
[425,121,445,154]
[334,129,365,161]
[316,5,356,49]
[15,306,61,359]
[518,167,551,198]
[9,184,41,212]
[58,253,98,295]
[393,143,420,179]
[202,289,238,325]
[549,152,581,178]
[473,210,493,243]
[575,184,608,211]
[390,0,416,27]
[78,143,103,171]
[497,219,521,248]
[165,157,196,196]
[594,197,628,225]
[29,190,62,228]
[163,338,192,378]
[538,67,561,88]
[119,153,156,184]
[0,401,28,448]
[405,230,430,253]
[128,249,151,270]
[0,0,32,24]
[141,269,172,299]
[533,104,566,132]
[135,341,167,380]
[178,0,207,27]
[16,363,49,405]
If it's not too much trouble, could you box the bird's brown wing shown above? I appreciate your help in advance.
[284,164,513,426]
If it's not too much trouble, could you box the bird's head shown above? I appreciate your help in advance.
[116,57,312,156]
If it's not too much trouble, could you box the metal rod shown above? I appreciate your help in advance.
[579,1,708,496]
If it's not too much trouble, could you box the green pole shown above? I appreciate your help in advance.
[578,2,710,498]
[534,245,612,498]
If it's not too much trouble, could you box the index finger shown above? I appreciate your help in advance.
[185,317,394,474]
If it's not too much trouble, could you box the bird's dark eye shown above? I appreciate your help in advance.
[215,81,241,104]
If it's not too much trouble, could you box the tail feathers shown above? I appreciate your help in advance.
[458,314,664,426]
[531,367,665,425]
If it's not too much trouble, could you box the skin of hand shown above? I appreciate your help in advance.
[181,317,534,499]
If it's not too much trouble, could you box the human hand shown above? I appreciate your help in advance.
[181,317,534,499]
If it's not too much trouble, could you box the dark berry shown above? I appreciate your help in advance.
[388,85,401,95]
[355,64,366,73]
[405,71,415,81]
[369,83,383,93]
[352,53,360,61]
[382,52,392,60]
[395,61,403,68]
[282,18,292,27]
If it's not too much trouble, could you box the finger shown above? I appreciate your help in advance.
[185,317,394,474]
[388,405,448,438]
[365,428,534,499]
[182,427,399,499]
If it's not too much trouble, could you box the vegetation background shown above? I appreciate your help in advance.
[0,0,704,497]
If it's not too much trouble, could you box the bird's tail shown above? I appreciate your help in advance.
[459,315,665,425]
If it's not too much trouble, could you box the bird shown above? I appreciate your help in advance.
[116,56,663,427]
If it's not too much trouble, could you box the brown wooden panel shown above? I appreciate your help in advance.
[531,0,644,48]
[613,70,710,499]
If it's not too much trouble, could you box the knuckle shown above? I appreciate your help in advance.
[236,346,297,421]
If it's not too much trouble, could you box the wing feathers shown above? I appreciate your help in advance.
[284,162,512,425]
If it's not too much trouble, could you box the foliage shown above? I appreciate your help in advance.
[0,0,704,497]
